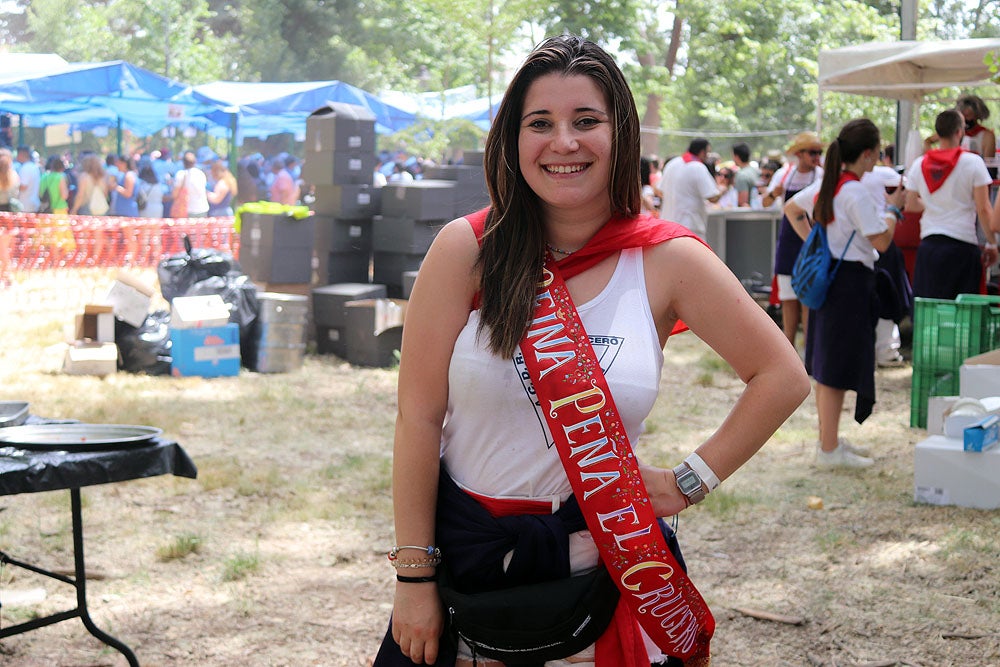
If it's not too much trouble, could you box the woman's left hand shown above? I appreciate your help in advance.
[639,463,692,517]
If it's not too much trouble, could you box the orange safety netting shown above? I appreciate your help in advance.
[0,213,241,283]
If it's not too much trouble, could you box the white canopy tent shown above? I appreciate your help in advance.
[818,38,1000,166]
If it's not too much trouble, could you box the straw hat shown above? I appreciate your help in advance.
[786,131,824,155]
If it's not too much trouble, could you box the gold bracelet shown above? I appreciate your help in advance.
[391,558,441,569]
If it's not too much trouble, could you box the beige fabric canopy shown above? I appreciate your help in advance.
[819,38,1000,103]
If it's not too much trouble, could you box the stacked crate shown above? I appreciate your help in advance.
[373,158,489,297]
[910,294,1000,428]
[302,103,379,285]
[312,282,388,358]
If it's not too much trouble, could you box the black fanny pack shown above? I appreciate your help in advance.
[438,564,620,664]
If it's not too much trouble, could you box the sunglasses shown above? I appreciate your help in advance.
[805,149,823,156]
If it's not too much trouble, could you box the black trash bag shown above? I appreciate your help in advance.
[184,274,261,366]
[115,309,172,375]
[157,235,242,302]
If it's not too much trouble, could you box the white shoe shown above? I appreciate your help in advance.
[815,442,874,469]
[877,353,906,368]
[838,437,871,457]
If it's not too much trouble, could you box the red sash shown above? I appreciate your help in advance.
[921,147,964,194]
[518,257,714,664]
[682,152,699,163]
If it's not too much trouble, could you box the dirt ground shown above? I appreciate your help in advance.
[0,269,997,667]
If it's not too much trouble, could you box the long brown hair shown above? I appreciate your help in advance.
[477,35,641,358]
[814,118,879,226]
[0,149,15,191]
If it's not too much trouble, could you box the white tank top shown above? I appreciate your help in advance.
[441,247,663,501]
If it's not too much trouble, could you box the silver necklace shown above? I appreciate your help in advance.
[545,242,580,256]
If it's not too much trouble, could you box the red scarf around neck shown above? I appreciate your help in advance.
[966,122,987,138]
[466,208,708,334]
[812,170,859,216]
[921,147,964,194]
[682,152,699,163]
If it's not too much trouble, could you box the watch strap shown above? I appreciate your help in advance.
[684,452,721,492]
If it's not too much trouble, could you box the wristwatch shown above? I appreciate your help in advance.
[672,463,707,505]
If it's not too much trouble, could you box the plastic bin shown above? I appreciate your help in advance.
[910,295,1000,428]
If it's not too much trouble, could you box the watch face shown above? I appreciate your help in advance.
[677,469,701,494]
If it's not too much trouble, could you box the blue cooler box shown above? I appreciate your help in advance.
[171,324,241,377]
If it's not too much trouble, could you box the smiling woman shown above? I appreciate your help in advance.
[373,34,809,667]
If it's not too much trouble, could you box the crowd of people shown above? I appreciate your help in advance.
[0,145,331,219]
[639,93,999,471]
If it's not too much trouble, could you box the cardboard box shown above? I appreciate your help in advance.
[313,283,387,327]
[302,151,378,186]
[314,215,373,255]
[75,304,115,343]
[253,282,312,297]
[171,324,241,378]
[381,180,457,220]
[323,250,371,286]
[402,271,418,299]
[373,216,444,254]
[914,435,1000,509]
[170,294,231,329]
[343,298,406,367]
[63,342,118,376]
[964,414,1000,452]
[104,271,155,328]
[960,350,1000,399]
[927,396,960,436]
[305,103,377,154]
[239,212,316,284]
[311,184,378,218]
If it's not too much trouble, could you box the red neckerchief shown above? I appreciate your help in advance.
[836,170,860,194]
[466,208,706,335]
[682,152,699,163]
[965,122,987,138]
[921,147,964,194]
[811,170,859,212]
[520,258,714,666]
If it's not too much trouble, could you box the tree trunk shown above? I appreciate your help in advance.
[639,3,684,157]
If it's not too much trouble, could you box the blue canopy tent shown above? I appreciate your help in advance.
[191,80,419,141]
[0,60,222,149]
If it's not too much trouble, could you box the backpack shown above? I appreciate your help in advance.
[791,222,856,310]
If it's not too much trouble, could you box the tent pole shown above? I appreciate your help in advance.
[229,113,238,174]
[17,114,24,147]
[897,0,918,168]
[116,117,123,156]
[816,89,822,136]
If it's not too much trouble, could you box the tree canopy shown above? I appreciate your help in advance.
[1,0,997,158]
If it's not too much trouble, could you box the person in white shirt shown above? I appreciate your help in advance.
[906,109,996,300]
[173,151,210,217]
[16,146,41,213]
[658,138,727,239]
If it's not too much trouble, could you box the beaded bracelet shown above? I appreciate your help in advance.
[388,545,441,560]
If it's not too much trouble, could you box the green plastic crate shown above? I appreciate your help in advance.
[910,295,999,428]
